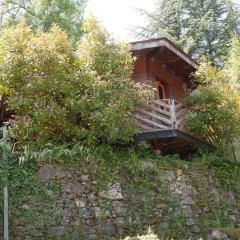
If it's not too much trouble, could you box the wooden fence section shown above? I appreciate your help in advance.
[132,99,189,133]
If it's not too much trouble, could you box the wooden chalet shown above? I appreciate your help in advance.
[130,38,213,156]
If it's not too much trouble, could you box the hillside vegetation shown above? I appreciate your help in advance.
[0,10,240,240]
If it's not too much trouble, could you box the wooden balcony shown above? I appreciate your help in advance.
[132,99,213,156]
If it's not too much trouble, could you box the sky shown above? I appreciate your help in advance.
[86,0,240,41]
[85,0,155,41]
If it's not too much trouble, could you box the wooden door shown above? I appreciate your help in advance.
[157,82,166,100]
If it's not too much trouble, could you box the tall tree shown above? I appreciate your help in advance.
[135,0,240,65]
[0,0,87,44]
[228,34,240,86]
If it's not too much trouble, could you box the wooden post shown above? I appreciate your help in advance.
[170,99,177,129]
[3,185,8,240]
[1,124,9,240]
[2,125,7,140]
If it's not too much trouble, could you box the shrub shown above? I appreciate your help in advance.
[185,59,240,151]
[0,17,150,148]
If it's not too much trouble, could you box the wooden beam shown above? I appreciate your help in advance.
[154,57,180,64]
[137,129,177,141]
[136,129,214,151]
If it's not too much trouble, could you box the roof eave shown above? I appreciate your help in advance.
[130,38,199,70]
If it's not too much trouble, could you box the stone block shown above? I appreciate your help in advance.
[114,217,125,235]
[181,196,194,205]
[112,201,128,216]
[60,216,71,226]
[192,225,201,234]
[100,183,123,200]
[177,169,183,176]
[164,171,175,181]
[206,230,228,240]
[186,218,195,226]
[61,182,86,194]
[88,234,97,239]
[47,226,65,237]
[94,207,101,218]
[64,208,73,217]
[75,199,85,208]
[160,222,169,229]
[37,164,71,182]
[141,161,156,169]
[80,175,89,182]
[105,219,116,236]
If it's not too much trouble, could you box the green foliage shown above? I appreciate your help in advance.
[1,137,240,239]
[184,59,240,150]
[0,19,149,148]
[228,34,240,87]
[0,0,87,44]
[213,160,240,191]
[33,142,240,238]
[0,143,61,236]
[190,152,240,192]
[135,0,240,65]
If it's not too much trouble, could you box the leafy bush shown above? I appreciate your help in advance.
[185,59,240,150]
[0,17,150,148]
[0,143,62,235]
[190,152,240,192]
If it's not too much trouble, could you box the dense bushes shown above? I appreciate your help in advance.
[0,17,150,148]
[185,35,240,151]
[185,59,240,151]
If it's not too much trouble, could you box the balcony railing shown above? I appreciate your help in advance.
[132,99,189,133]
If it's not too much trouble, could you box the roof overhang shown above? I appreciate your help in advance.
[130,38,198,70]
[130,38,198,84]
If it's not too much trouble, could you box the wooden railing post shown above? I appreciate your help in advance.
[170,99,177,129]
[2,125,7,140]
[0,125,8,143]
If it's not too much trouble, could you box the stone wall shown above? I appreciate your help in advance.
[10,163,240,240]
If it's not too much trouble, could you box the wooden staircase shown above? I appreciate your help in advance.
[132,99,189,133]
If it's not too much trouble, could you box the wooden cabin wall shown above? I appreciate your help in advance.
[132,55,188,101]
[149,61,187,100]
[132,55,156,90]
